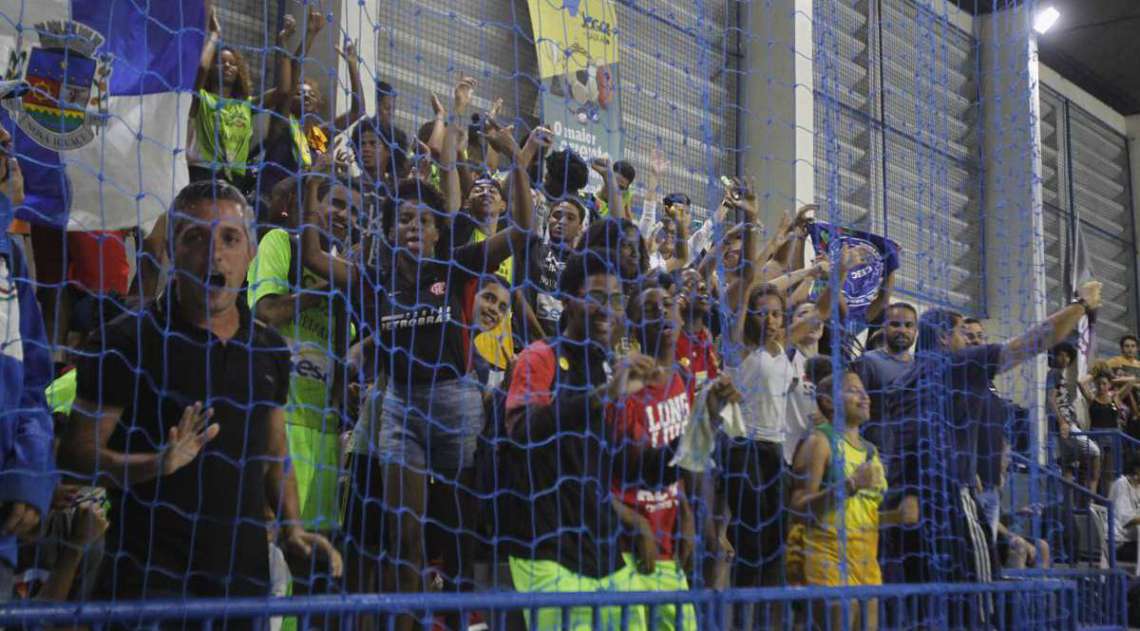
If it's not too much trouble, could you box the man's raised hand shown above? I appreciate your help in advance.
[304,5,326,38]
[431,93,447,120]
[482,120,520,158]
[649,147,669,179]
[336,38,359,69]
[277,13,296,44]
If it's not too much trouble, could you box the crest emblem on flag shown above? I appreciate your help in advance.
[3,20,112,151]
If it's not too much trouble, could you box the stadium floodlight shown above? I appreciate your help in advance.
[1034,6,1061,34]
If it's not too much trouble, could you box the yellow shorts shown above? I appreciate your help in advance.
[786,522,806,586]
[802,532,881,587]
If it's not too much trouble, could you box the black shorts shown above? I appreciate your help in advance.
[343,452,386,558]
[722,437,785,584]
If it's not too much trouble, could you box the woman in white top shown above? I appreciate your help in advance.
[723,282,795,595]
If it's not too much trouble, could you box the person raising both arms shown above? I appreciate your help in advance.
[258,6,364,197]
[299,118,532,631]
[187,6,279,186]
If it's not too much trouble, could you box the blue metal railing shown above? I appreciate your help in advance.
[1008,451,1117,570]
[0,580,1085,630]
[1007,568,1130,629]
[1080,429,1140,485]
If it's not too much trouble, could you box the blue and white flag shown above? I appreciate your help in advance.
[0,0,203,230]
[806,221,901,321]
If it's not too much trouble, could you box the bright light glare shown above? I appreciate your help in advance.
[1034,6,1060,34]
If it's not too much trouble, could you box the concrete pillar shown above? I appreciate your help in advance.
[1128,115,1140,316]
[740,0,814,231]
[978,7,1048,459]
[334,0,378,120]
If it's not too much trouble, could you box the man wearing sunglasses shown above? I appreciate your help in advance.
[247,177,364,534]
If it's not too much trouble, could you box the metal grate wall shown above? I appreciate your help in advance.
[1040,83,1137,359]
[368,0,740,221]
[814,0,983,313]
[1040,86,1069,315]
[213,0,286,90]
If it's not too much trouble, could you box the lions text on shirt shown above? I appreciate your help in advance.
[609,372,691,559]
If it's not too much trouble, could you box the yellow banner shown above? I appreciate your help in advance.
[528,0,620,80]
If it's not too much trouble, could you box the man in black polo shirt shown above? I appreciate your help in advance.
[61,181,340,608]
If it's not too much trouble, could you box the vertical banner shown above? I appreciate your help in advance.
[527,0,623,164]
[1070,218,1097,371]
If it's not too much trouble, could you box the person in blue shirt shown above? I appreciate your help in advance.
[0,119,56,599]
[851,302,917,449]
[880,280,1102,627]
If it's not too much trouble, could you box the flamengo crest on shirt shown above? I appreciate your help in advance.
[3,20,113,151]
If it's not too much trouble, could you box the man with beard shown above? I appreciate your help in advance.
[881,281,1101,627]
[851,302,917,450]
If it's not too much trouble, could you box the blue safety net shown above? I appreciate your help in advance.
[0,0,1132,629]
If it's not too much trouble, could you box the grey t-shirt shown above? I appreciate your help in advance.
[852,349,912,449]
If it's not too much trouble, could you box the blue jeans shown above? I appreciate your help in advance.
[374,376,484,475]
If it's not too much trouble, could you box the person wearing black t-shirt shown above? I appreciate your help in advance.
[879,280,1102,628]
[60,182,340,614]
[503,250,659,630]
[517,196,587,341]
[576,217,649,298]
[299,121,531,628]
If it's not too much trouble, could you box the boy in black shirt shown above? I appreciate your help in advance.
[504,250,658,630]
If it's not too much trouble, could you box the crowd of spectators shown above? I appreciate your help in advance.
[0,5,1130,630]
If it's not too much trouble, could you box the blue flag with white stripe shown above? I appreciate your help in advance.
[0,0,204,230]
